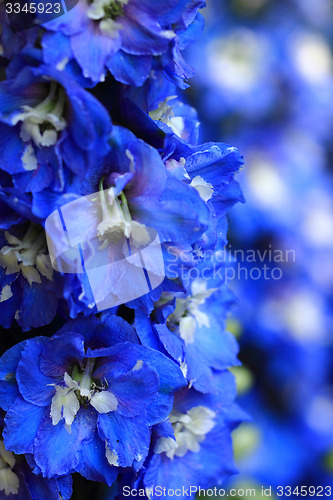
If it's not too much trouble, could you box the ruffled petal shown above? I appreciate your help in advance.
[3,397,47,454]
[0,339,28,411]
[106,362,159,418]
[76,429,118,485]
[98,411,151,469]
[39,332,85,377]
[16,337,57,407]
[34,407,97,478]
[107,51,152,86]
[94,343,186,425]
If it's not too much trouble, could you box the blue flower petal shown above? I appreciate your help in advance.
[186,143,244,192]
[0,197,24,230]
[16,337,57,407]
[71,24,118,83]
[43,0,87,35]
[155,322,184,363]
[76,429,118,486]
[107,51,152,86]
[3,396,47,454]
[57,476,73,500]
[94,343,186,425]
[39,332,85,377]
[98,411,151,469]
[106,362,159,418]
[0,123,25,174]
[34,407,97,478]
[121,9,171,56]
[18,280,58,332]
[24,466,60,500]
[131,176,209,244]
[0,339,28,411]
[135,310,169,353]
[212,179,246,219]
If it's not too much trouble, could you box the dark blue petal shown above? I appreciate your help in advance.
[0,339,28,411]
[84,315,138,355]
[131,176,209,244]
[54,315,102,348]
[190,322,240,372]
[76,429,118,485]
[186,143,244,191]
[98,411,151,468]
[3,396,47,454]
[155,322,184,363]
[66,86,112,154]
[57,475,73,500]
[178,12,205,50]
[34,407,97,478]
[121,8,171,56]
[212,179,246,219]
[12,163,54,194]
[0,79,34,117]
[107,51,152,86]
[42,31,72,69]
[39,333,85,377]
[16,337,57,407]
[24,467,60,500]
[157,0,205,26]
[17,280,58,332]
[43,0,87,35]
[0,198,25,230]
[144,425,237,496]
[130,0,180,17]
[0,123,25,174]
[94,343,186,425]
[107,362,159,418]
[135,310,169,354]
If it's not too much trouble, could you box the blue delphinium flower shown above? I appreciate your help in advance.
[121,371,245,499]
[111,90,245,249]
[135,254,240,393]
[169,141,245,250]
[41,0,205,85]
[0,50,112,194]
[0,314,186,482]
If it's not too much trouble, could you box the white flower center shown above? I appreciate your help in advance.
[155,406,216,460]
[0,223,53,287]
[149,97,185,137]
[167,280,217,344]
[0,441,19,496]
[97,180,150,248]
[12,82,67,149]
[50,359,118,432]
[87,0,128,38]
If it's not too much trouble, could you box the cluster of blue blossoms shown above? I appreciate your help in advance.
[0,1,245,499]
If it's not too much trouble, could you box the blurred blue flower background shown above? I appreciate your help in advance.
[185,0,333,493]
